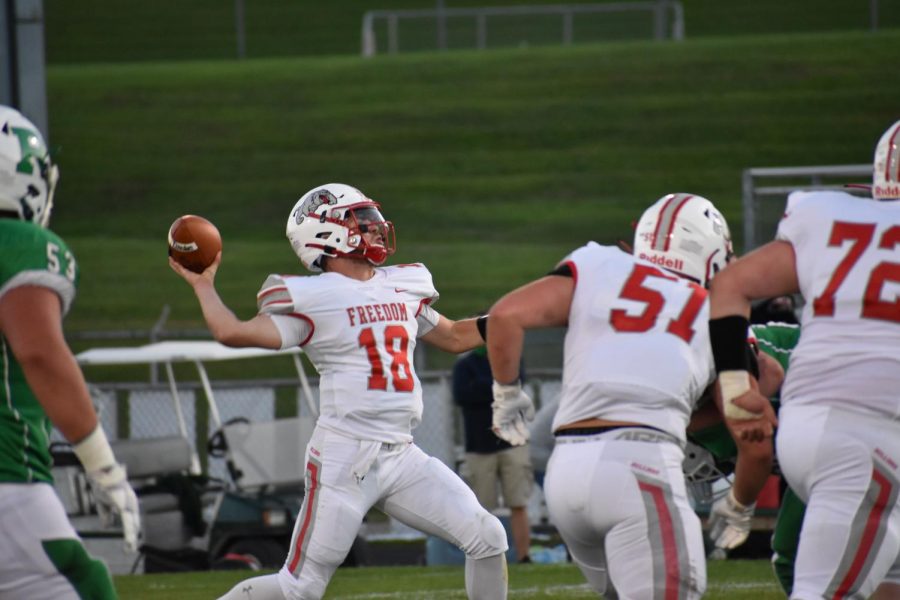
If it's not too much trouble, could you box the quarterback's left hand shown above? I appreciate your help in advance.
[87,463,142,552]
[708,488,755,550]
[491,381,535,446]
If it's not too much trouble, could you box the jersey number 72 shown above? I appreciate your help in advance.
[812,221,900,323]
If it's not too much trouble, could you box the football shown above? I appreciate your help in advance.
[167,215,222,273]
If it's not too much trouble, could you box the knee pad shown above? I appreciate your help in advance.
[464,512,509,560]
[42,539,117,600]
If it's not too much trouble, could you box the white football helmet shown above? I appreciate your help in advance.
[285,183,396,273]
[633,193,733,287]
[683,440,731,507]
[0,106,58,227]
[873,119,900,200]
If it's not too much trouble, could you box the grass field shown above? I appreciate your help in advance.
[113,560,784,599]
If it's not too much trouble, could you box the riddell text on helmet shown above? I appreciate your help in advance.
[638,253,684,271]
[874,184,900,199]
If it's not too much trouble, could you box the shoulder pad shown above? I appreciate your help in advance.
[257,274,294,314]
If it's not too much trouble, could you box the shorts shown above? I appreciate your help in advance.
[462,445,534,510]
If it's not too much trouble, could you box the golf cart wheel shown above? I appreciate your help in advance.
[223,538,286,569]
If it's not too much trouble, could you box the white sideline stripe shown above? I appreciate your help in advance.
[332,580,778,598]
[334,584,595,599]
[709,581,780,590]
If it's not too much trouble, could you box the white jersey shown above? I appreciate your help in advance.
[776,191,900,419]
[552,243,715,443]
[257,263,441,443]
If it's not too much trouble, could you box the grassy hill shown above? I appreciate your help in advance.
[45,0,898,62]
[47,30,900,337]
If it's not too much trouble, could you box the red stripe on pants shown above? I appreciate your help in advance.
[639,481,681,600]
[831,469,893,599]
[288,461,320,573]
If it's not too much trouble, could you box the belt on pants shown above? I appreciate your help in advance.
[554,424,680,446]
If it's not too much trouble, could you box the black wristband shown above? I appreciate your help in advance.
[709,315,751,373]
[476,315,488,342]
[746,343,760,380]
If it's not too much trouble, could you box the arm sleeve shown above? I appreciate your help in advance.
[255,274,313,348]
[267,314,313,350]
[416,303,440,336]
[257,274,295,314]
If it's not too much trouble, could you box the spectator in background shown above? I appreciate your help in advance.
[528,395,559,488]
[453,345,533,563]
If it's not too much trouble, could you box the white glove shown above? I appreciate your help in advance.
[708,488,755,550]
[491,382,535,446]
[87,463,142,552]
[73,426,143,552]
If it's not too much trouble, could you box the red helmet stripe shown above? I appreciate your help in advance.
[651,194,694,252]
[704,248,720,286]
[885,122,900,183]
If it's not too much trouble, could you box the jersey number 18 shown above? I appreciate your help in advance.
[359,326,415,392]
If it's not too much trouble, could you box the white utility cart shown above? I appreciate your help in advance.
[65,340,320,572]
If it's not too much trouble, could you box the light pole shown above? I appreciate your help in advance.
[436,0,447,51]
[235,0,246,59]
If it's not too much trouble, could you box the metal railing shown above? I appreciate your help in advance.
[361,1,684,57]
[741,164,873,251]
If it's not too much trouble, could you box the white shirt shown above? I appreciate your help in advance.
[552,242,715,443]
[777,190,900,420]
[256,263,441,443]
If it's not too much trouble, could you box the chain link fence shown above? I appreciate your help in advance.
[76,372,564,487]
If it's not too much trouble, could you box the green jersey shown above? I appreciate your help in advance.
[0,219,78,483]
[750,321,800,374]
[751,322,803,595]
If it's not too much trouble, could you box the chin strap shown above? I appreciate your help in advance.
[364,245,388,264]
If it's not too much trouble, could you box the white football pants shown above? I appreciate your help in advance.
[777,404,900,600]
[276,426,508,600]
[544,428,706,599]
[0,483,110,600]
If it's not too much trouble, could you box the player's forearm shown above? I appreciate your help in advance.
[485,311,525,384]
[452,317,486,353]
[20,348,99,443]
[191,279,244,343]
[708,269,753,320]
[730,438,774,506]
[757,352,785,398]
[709,242,800,320]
